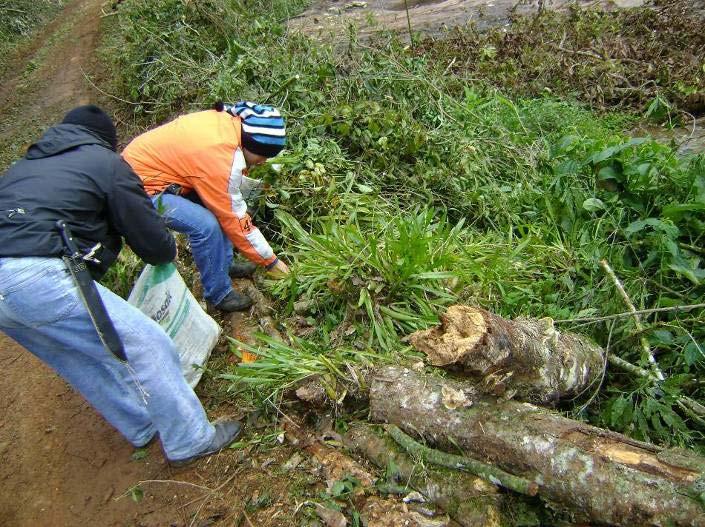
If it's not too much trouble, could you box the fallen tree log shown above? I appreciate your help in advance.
[409,306,605,405]
[370,366,705,527]
[344,423,508,527]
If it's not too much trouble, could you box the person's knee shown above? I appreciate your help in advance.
[192,213,222,242]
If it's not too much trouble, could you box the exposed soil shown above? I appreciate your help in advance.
[0,0,100,170]
[287,0,645,42]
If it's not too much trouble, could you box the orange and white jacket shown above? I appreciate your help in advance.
[122,110,277,268]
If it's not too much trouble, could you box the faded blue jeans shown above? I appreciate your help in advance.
[0,257,215,461]
[155,194,233,305]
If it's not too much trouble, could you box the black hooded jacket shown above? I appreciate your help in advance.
[0,124,176,279]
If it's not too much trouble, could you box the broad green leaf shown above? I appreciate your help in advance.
[684,342,705,367]
[582,198,605,212]
[650,330,674,346]
[668,263,705,285]
[587,138,648,165]
[661,202,705,220]
[610,396,630,428]
[624,217,679,238]
[597,165,621,182]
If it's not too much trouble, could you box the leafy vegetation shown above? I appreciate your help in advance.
[103,0,705,449]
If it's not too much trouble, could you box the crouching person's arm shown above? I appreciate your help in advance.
[107,158,176,264]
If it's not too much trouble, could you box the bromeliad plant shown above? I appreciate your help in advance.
[270,207,462,351]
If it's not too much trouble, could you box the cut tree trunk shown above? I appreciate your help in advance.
[344,423,508,527]
[370,366,705,527]
[409,306,605,405]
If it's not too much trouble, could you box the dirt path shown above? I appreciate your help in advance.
[0,0,99,169]
[0,2,207,523]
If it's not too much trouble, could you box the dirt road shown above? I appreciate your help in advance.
[288,0,647,42]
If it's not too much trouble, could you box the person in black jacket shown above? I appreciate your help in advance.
[0,106,240,466]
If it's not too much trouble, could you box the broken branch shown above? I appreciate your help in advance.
[386,425,539,497]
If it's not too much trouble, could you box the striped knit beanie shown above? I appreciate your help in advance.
[214,101,286,157]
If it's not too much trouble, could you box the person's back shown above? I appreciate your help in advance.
[1,124,125,276]
[0,115,175,278]
[123,110,241,196]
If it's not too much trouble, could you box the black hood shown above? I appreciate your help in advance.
[25,124,112,160]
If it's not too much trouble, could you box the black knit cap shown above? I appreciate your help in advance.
[62,105,117,151]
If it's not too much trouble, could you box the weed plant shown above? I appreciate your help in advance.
[105,0,705,448]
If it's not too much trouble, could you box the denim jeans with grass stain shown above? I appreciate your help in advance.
[0,257,215,461]
[154,194,234,305]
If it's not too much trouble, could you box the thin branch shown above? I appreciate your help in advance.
[80,67,145,106]
[600,259,664,380]
[555,303,705,324]
[386,425,539,496]
[135,479,214,492]
[607,354,655,380]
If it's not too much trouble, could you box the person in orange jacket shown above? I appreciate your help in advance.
[123,101,290,312]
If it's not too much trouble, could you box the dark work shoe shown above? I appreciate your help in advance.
[168,420,242,467]
[228,261,257,278]
[214,290,253,312]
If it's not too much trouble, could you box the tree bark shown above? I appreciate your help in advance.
[370,366,705,527]
[344,423,509,527]
[409,306,605,405]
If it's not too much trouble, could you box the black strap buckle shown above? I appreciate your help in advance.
[163,183,182,196]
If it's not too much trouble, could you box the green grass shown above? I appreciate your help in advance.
[102,0,705,449]
[0,0,65,75]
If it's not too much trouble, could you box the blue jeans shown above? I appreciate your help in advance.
[155,194,233,305]
[0,257,215,461]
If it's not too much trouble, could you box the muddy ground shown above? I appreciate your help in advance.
[288,0,646,41]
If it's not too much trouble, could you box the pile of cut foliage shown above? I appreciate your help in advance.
[102,0,705,458]
[420,0,705,116]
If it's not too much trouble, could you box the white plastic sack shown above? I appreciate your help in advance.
[128,263,221,388]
